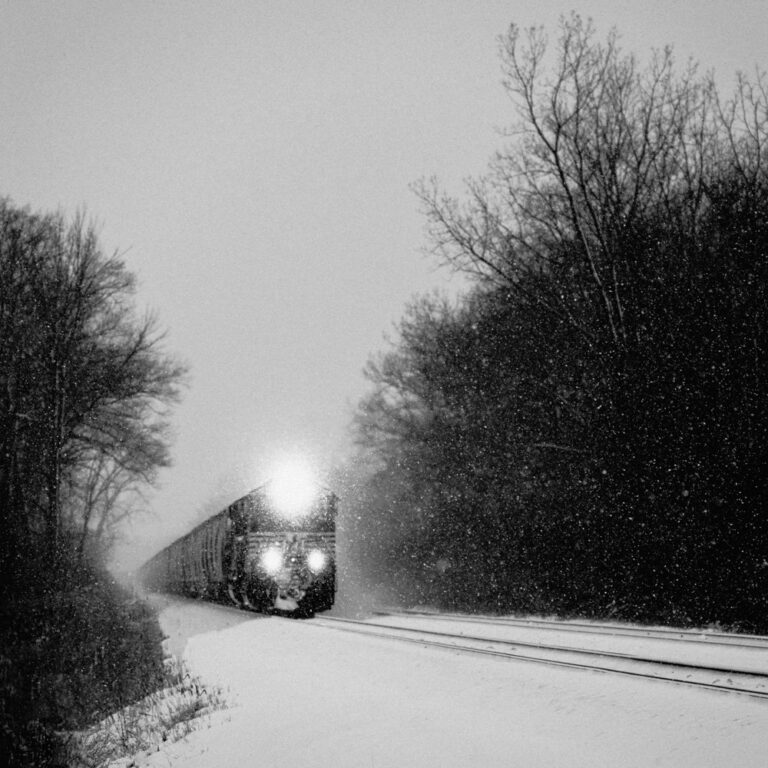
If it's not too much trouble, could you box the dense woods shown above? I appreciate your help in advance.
[0,201,185,764]
[348,17,768,631]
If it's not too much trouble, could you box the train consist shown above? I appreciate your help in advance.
[139,483,337,617]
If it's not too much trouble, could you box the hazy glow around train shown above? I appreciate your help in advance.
[266,455,318,517]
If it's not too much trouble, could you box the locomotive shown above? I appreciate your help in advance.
[139,482,337,617]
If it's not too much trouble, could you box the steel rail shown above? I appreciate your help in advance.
[311,616,768,701]
[326,616,768,675]
[376,609,768,650]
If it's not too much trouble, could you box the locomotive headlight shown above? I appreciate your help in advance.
[307,549,327,573]
[260,547,283,574]
[266,454,318,518]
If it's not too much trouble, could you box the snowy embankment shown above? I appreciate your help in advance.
[117,595,767,767]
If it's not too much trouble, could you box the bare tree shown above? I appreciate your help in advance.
[0,201,186,581]
[61,450,144,562]
[416,14,766,356]
[361,16,768,625]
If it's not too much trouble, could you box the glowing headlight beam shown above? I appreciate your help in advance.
[266,455,318,518]
[260,547,283,574]
[307,549,327,573]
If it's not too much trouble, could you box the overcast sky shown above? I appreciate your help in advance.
[2,1,765,570]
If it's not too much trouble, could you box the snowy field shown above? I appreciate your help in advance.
[127,595,768,767]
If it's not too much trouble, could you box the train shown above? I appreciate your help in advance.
[139,483,337,617]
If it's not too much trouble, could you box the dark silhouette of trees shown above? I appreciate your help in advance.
[354,16,768,629]
[0,200,185,585]
[0,200,185,764]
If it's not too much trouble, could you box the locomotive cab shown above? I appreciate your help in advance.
[230,484,337,616]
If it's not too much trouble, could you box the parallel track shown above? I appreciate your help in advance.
[378,608,768,650]
[311,615,768,701]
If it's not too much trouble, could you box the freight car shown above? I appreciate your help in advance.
[139,483,337,617]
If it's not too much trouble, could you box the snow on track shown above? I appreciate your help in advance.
[312,615,768,699]
[134,596,767,768]
[362,612,768,678]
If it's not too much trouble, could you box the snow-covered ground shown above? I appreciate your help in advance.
[127,595,768,767]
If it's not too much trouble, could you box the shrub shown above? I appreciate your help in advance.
[0,561,167,766]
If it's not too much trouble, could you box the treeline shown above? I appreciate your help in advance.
[347,17,768,631]
[0,201,185,764]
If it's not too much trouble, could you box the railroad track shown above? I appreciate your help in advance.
[378,608,768,650]
[310,614,768,701]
